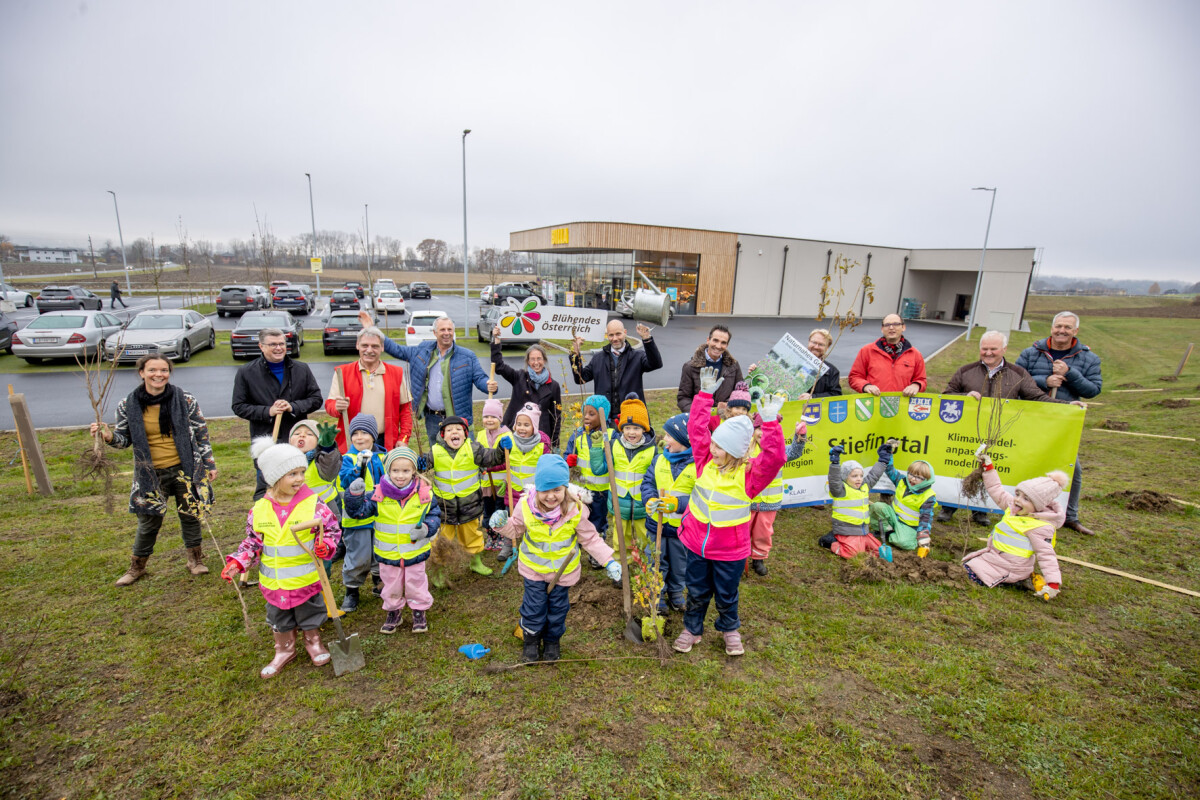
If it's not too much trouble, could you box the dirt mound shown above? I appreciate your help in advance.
[1108,490,1175,512]
[1158,375,1179,382]
[839,551,967,587]
[1147,398,1190,409]
[569,575,628,634]
[1101,419,1130,431]
[1116,382,1143,389]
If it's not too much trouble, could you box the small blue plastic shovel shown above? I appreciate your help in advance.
[458,643,491,659]
[877,529,894,563]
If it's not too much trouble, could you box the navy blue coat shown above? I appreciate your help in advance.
[381,339,491,422]
[1015,338,1103,402]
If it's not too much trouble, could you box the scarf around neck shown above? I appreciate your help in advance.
[134,383,176,438]
[379,475,418,502]
[529,499,563,527]
[513,430,542,453]
[527,366,550,386]
[664,447,693,465]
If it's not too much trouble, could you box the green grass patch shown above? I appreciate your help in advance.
[1,308,1197,798]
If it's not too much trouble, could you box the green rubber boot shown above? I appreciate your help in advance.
[469,553,494,576]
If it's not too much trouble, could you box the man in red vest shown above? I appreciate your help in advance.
[324,326,414,450]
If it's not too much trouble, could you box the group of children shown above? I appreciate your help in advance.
[218,367,1069,678]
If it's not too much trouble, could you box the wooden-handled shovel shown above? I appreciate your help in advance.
[287,519,365,677]
[242,412,285,589]
[598,417,633,623]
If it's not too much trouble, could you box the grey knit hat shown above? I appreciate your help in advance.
[841,460,864,481]
[711,415,754,459]
[349,412,378,442]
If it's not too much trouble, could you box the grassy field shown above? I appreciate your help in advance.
[0,297,1197,798]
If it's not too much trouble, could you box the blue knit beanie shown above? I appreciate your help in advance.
[534,454,570,491]
[584,394,611,420]
[662,413,690,447]
[349,413,378,443]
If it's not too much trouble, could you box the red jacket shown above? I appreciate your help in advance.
[324,361,413,450]
[848,338,927,393]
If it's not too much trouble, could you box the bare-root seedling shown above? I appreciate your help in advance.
[74,344,124,512]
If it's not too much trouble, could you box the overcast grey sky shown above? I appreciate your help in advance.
[2,1,1197,279]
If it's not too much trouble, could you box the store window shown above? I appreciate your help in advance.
[633,250,700,315]
[530,249,701,315]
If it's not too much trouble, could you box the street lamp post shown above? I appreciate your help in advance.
[106,190,132,296]
[364,203,371,295]
[305,173,320,299]
[965,187,997,341]
[461,128,471,336]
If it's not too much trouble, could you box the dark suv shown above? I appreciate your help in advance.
[230,311,304,358]
[36,286,103,313]
[216,284,270,316]
[408,281,432,299]
[343,282,365,299]
[272,287,314,315]
[328,290,360,311]
[487,283,544,307]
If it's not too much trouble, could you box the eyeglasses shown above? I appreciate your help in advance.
[882,322,904,328]
[262,342,287,349]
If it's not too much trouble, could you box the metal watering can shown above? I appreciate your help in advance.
[629,269,672,327]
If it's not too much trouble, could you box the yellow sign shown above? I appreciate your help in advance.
[310,258,323,274]
[551,227,569,246]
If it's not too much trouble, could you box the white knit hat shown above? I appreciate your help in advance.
[251,436,308,487]
[711,415,754,459]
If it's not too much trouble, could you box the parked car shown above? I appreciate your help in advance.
[616,289,675,320]
[407,310,448,346]
[487,283,545,307]
[0,283,35,308]
[372,279,397,297]
[408,281,432,299]
[105,309,215,364]
[12,310,124,364]
[479,285,494,303]
[343,281,365,299]
[323,310,373,355]
[328,290,360,312]
[373,290,406,315]
[36,285,103,313]
[269,280,291,298]
[273,287,315,315]
[230,310,304,359]
[216,284,271,316]
[0,311,20,353]
[477,305,542,345]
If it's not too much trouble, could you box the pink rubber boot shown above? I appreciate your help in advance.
[302,629,331,667]
[260,631,297,679]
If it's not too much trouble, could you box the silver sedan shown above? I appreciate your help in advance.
[105,309,215,364]
[12,310,126,364]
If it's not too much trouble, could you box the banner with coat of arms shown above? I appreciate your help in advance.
[779,393,1086,513]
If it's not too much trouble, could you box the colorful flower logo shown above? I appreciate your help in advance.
[500,298,541,335]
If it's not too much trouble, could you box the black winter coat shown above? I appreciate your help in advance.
[490,341,562,445]
[811,362,843,398]
[432,437,508,525]
[570,338,663,418]
[231,356,324,442]
[676,345,743,412]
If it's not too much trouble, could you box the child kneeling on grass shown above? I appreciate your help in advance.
[962,452,1067,601]
[344,446,441,635]
[492,456,622,663]
[868,442,937,557]
[818,443,889,559]
[222,438,342,679]
[673,368,786,657]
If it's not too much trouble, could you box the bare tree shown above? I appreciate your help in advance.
[253,205,278,288]
[416,238,448,271]
[192,239,215,302]
[381,236,403,268]
[176,215,194,307]
[145,234,168,309]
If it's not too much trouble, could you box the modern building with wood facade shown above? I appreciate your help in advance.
[510,221,1038,329]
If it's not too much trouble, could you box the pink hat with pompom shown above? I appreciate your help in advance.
[515,402,541,431]
[1016,471,1069,512]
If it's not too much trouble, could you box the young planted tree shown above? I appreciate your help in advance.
[815,254,876,358]
[75,343,124,512]
[253,205,277,289]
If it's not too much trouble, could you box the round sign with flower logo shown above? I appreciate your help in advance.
[500,298,542,335]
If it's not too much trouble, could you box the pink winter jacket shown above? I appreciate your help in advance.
[498,491,615,587]
[962,469,1064,587]
[678,391,785,561]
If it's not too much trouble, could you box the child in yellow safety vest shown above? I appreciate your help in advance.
[591,396,656,554]
[343,446,441,634]
[337,413,385,614]
[504,402,552,509]
[221,438,342,679]
[641,413,696,613]
[746,415,808,577]
[492,455,622,663]
[288,419,344,519]
[962,452,1067,600]
[818,444,889,559]
[418,415,510,579]
[563,395,613,567]
[672,368,787,658]
[868,442,938,556]
[476,398,513,559]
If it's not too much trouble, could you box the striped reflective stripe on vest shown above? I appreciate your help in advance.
[262,543,309,559]
[654,457,696,524]
[990,511,1048,558]
[689,484,752,526]
[831,484,869,524]
[572,431,608,487]
[305,461,338,504]
[894,483,936,526]
[517,496,583,575]
[507,447,540,485]
[433,467,480,495]
[372,492,433,562]
[341,465,376,527]
[256,493,321,591]
[753,482,784,505]
[259,561,317,581]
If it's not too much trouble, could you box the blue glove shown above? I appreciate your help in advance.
[605,560,622,582]
[489,510,509,529]
[877,442,893,460]
[347,478,366,496]
[829,444,844,462]
[416,454,431,472]
[497,437,513,450]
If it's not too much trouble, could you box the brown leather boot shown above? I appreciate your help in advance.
[185,546,210,575]
[115,555,149,586]
[301,629,331,666]
[261,631,297,679]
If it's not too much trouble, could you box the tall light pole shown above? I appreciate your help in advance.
[305,173,320,299]
[461,128,471,336]
[965,187,997,341]
[364,203,371,294]
[107,190,132,295]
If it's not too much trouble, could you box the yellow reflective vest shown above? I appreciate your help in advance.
[518,494,583,576]
[689,463,751,527]
[653,456,696,526]
[506,442,542,490]
[831,482,869,526]
[305,459,338,506]
[433,442,481,500]
[893,481,937,528]
[749,440,783,505]
[990,510,1052,558]
[255,493,320,592]
[341,463,376,528]
[475,429,512,496]
[569,428,608,490]
[373,490,433,565]
[611,438,655,501]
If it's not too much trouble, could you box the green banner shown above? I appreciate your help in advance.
[775,393,1086,511]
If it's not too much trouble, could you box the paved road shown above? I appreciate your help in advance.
[2,315,964,431]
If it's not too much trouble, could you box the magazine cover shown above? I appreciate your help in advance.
[747,332,830,398]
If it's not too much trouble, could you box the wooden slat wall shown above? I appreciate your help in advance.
[509,222,739,314]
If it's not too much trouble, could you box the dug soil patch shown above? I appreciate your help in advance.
[1101,419,1130,431]
[1116,382,1143,389]
[1147,398,1190,409]
[839,551,967,587]
[1108,489,1175,512]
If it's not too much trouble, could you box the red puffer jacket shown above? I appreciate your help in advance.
[848,338,927,393]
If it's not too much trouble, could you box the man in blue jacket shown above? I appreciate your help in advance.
[359,311,493,444]
[1016,311,1102,535]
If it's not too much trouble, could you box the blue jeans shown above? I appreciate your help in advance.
[520,578,570,642]
[1067,459,1083,523]
[341,526,374,589]
[683,550,745,636]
